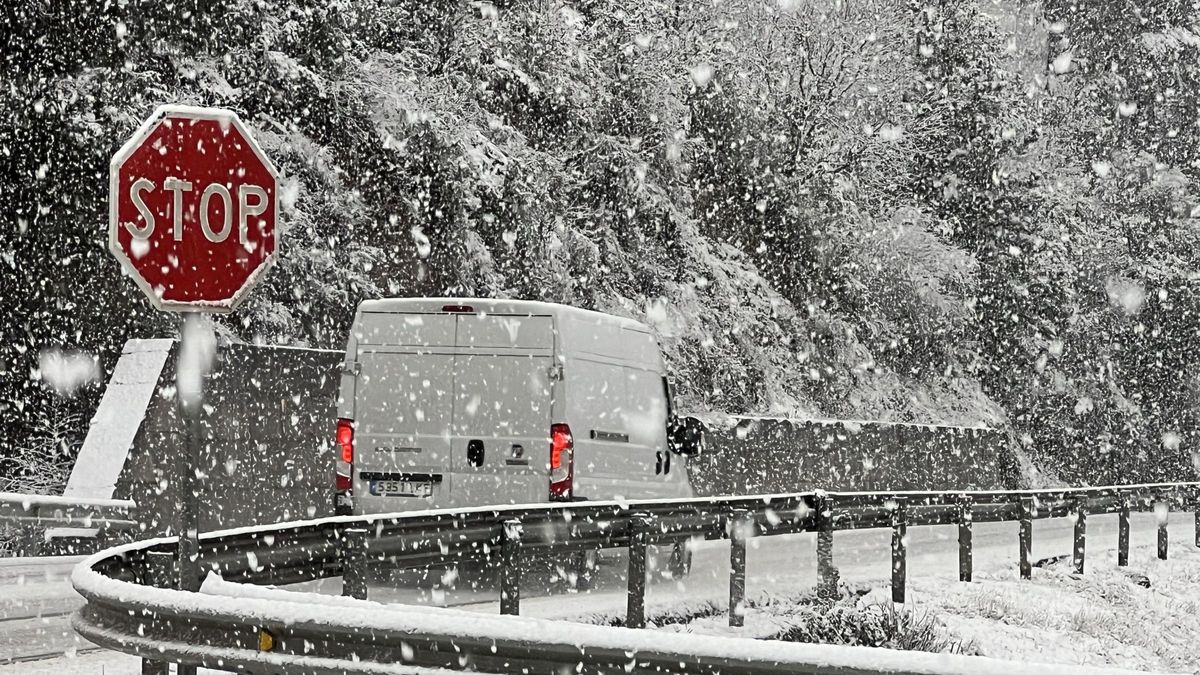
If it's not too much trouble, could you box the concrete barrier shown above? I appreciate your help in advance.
[50,339,341,550]
[686,415,1018,496]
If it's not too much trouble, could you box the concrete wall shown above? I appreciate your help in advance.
[687,417,1019,497]
[56,340,342,547]
[120,342,343,536]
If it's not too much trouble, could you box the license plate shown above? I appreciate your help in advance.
[369,479,433,498]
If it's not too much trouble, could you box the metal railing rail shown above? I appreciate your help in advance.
[0,492,137,530]
[72,482,1199,675]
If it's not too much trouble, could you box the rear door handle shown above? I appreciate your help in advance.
[467,439,484,467]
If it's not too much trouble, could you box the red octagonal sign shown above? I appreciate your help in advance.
[109,105,280,312]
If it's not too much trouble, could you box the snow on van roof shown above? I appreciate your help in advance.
[359,297,654,332]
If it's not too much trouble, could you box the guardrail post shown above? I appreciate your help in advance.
[957,495,972,582]
[1072,497,1086,575]
[176,397,203,597]
[1118,495,1130,567]
[1194,490,1200,549]
[815,494,838,600]
[141,551,174,675]
[341,527,368,600]
[1157,501,1169,561]
[146,549,175,588]
[626,513,650,629]
[500,519,522,616]
[1019,497,1034,580]
[729,510,751,627]
[890,500,907,603]
[140,653,170,674]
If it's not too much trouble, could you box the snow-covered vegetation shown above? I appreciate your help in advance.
[3,0,1200,487]
[913,547,1200,672]
[574,544,1200,671]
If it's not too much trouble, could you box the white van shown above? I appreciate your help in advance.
[334,298,701,518]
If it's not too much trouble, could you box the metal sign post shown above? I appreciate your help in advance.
[174,313,216,593]
[177,385,202,591]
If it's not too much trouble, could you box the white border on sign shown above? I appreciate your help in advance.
[108,104,282,314]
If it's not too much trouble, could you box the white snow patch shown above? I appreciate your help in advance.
[38,349,100,396]
[689,63,714,87]
[1161,431,1181,451]
[177,315,215,410]
[1051,51,1073,74]
[1106,278,1145,315]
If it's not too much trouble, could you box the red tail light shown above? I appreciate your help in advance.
[549,423,573,501]
[337,418,354,464]
[336,418,354,493]
[441,304,475,313]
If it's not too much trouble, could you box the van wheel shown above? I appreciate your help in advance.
[667,541,692,579]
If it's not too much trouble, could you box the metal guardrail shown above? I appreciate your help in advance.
[0,492,137,530]
[71,483,1199,675]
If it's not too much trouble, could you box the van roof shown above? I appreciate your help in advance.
[358,297,654,332]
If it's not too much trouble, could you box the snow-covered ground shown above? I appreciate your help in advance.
[641,544,1199,673]
[912,544,1200,672]
[1,511,1194,673]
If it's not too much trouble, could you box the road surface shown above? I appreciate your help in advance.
[0,555,91,666]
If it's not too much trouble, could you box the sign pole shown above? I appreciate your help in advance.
[174,313,211,675]
[175,402,201,591]
[176,314,204,595]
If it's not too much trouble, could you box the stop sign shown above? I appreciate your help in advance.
[109,105,280,312]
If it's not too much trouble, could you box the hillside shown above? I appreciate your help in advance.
[3,0,1200,487]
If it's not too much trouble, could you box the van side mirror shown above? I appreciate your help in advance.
[668,416,704,456]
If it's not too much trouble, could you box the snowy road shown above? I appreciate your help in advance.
[0,556,91,665]
[1,510,1193,673]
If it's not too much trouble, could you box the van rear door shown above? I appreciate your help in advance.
[353,313,455,509]
[622,364,671,490]
[566,324,665,500]
[449,313,553,508]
